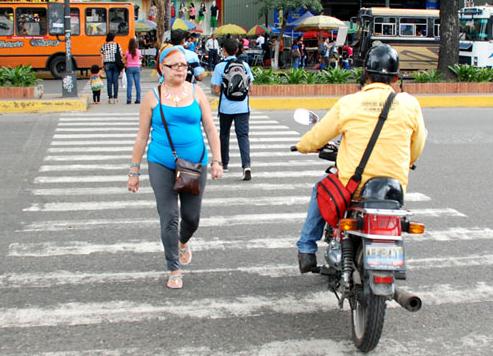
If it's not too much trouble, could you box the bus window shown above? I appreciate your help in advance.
[0,8,14,36]
[374,17,397,36]
[109,8,129,35]
[433,19,440,37]
[70,8,80,35]
[86,8,107,36]
[16,8,47,36]
[400,18,427,37]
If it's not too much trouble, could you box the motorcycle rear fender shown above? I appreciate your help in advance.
[367,270,395,297]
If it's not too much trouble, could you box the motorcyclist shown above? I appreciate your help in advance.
[294,44,427,273]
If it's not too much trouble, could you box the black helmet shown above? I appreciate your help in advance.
[364,44,399,76]
[360,177,404,206]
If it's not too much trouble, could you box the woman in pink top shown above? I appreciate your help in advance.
[125,38,142,104]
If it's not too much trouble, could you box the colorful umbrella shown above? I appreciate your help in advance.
[171,18,196,31]
[247,24,271,36]
[295,15,345,31]
[135,19,157,32]
[213,24,247,36]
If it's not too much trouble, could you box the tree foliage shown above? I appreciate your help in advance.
[256,0,323,25]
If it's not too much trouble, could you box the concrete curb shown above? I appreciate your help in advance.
[208,95,493,111]
[0,95,89,114]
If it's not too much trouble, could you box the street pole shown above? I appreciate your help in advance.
[62,0,77,97]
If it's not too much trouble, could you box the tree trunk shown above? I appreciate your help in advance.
[438,0,459,80]
[156,0,165,45]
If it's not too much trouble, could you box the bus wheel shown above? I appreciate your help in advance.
[49,56,75,79]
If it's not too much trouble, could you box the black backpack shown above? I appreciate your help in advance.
[221,59,250,101]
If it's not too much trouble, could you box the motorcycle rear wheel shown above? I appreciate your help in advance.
[351,246,386,353]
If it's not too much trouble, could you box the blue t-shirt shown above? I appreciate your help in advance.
[177,45,205,79]
[147,89,207,169]
[211,55,254,115]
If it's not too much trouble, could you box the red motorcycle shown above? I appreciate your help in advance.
[292,109,425,352]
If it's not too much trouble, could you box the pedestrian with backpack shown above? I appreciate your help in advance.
[211,38,254,181]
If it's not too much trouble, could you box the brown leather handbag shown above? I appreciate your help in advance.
[157,86,205,196]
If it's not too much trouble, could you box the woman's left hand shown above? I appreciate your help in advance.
[210,162,223,180]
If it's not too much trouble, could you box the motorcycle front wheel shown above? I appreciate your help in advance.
[350,246,386,353]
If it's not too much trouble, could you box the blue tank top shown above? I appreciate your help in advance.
[147,88,208,169]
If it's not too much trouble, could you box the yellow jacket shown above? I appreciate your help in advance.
[296,83,427,193]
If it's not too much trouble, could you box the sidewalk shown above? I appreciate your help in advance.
[2,68,493,114]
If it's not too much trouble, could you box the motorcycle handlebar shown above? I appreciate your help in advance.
[290,145,298,152]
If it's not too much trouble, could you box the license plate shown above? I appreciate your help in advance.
[365,243,404,270]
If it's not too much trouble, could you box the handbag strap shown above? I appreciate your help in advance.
[156,85,205,162]
[349,92,397,189]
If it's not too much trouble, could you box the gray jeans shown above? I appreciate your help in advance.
[148,162,207,271]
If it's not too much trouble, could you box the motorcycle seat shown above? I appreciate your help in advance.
[352,199,401,210]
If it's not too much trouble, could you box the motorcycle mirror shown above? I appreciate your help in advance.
[293,108,319,126]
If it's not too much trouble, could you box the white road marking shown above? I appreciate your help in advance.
[38,160,327,172]
[47,143,295,153]
[18,210,468,233]
[50,137,299,144]
[414,227,493,242]
[59,115,269,121]
[3,253,491,288]
[23,196,311,212]
[55,125,289,132]
[57,120,278,126]
[19,213,307,232]
[409,208,466,218]
[0,282,491,328]
[22,193,435,212]
[33,171,321,182]
[53,131,300,139]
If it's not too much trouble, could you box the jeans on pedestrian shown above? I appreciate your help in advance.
[297,176,326,254]
[104,63,119,99]
[208,49,218,70]
[126,67,141,103]
[219,112,250,168]
[293,57,301,69]
[148,162,207,271]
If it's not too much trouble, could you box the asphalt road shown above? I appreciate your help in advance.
[0,102,492,355]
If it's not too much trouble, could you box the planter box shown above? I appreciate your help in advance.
[251,82,493,96]
[0,84,44,99]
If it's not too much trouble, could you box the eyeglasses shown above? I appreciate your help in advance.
[163,63,188,70]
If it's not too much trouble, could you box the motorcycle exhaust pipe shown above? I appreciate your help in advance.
[393,288,422,312]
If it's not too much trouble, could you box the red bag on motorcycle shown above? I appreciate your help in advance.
[316,92,397,226]
[316,174,359,227]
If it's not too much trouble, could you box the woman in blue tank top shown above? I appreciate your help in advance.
[128,46,223,289]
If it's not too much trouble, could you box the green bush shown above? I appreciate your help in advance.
[319,67,352,84]
[279,68,307,84]
[351,67,364,82]
[413,69,442,83]
[251,67,278,84]
[475,68,493,82]
[448,64,493,82]
[0,65,38,87]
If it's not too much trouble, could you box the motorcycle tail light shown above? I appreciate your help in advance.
[363,214,401,236]
[373,275,394,284]
[407,222,425,234]
[339,218,359,231]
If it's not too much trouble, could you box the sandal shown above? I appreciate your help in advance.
[166,273,183,289]
[179,243,192,265]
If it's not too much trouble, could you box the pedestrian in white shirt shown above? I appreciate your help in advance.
[205,34,220,70]
[256,34,265,48]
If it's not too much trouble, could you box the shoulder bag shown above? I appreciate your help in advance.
[157,86,205,196]
[316,92,397,226]
[115,44,125,72]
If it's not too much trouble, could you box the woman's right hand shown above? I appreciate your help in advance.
[128,176,140,193]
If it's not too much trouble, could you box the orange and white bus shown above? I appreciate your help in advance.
[0,1,135,78]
